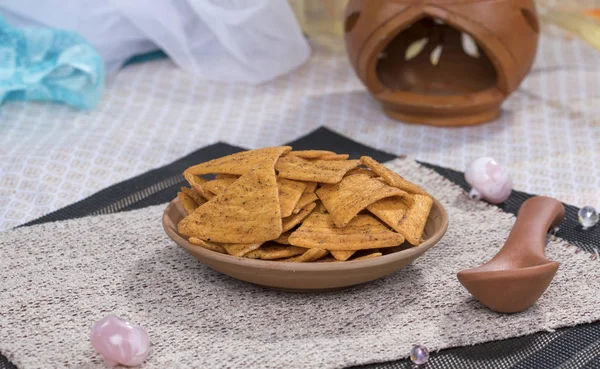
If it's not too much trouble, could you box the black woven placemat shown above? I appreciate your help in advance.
[3,127,599,369]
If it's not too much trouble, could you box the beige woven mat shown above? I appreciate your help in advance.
[1,159,599,369]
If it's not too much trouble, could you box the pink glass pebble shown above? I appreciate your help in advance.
[465,157,512,204]
[90,315,150,367]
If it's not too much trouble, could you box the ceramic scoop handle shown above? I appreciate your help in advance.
[492,196,565,268]
[457,196,565,313]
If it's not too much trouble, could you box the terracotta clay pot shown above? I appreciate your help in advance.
[344,0,540,126]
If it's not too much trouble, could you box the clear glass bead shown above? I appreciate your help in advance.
[578,206,599,229]
[410,345,429,365]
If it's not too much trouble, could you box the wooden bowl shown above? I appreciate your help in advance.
[162,197,448,292]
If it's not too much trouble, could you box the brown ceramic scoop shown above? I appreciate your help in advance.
[457,196,565,313]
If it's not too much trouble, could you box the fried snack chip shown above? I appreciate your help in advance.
[203,177,237,196]
[273,232,291,245]
[344,167,378,177]
[183,171,209,198]
[303,181,318,193]
[245,243,308,260]
[330,250,356,261]
[285,150,348,161]
[282,202,316,232]
[353,252,383,260]
[178,168,282,243]
[288,213,405,250]
[177,191,199,215]
[221,243,262,257]
[215,173,239,179]
[186,146,292,176]
[293,192,318,214]
[319,154,349,160]
[282,248,329,262]
[177,148,436,261]
[367,194,433,245]
[278,178,306,217]
[181,187,206,206]
[316,174,408,227]
[314,256,338,262]
[360,156,428,195]
[189,237,227,254]
[275,155,360,184]
[286,150,337,159]
[314,201,328,213]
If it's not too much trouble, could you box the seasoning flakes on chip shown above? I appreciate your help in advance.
[181,187,206,206]
[187,146,292,176]
[285,150,338,159]
[178,168,282,243]
[360,156,428,195]
[368,194,433,245]
[282,202,317,232]
[183,171,209,198]
[282,248,329,262]
[203,177,237,197]
[189,237,227,254]
[221,243,263,257]
[330,250,356,261]
[287,213,405,250]
[177,191,199,215]
[277,178,306,218]
[275,155,360,184]
[293,192,318,214]
[316,174,409,227]
[246,243,308,260]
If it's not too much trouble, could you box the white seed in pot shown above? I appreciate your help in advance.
[405,37,428,61]
[461,32,480,58]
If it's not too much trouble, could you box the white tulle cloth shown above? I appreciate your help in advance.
[0,0,311,83]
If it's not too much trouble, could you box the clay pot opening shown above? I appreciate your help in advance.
[376,17,498,96]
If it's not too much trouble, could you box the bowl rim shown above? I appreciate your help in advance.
[162,196,448,271]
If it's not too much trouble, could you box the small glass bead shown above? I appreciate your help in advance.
[578,206,599,229]
[410,345,429,365]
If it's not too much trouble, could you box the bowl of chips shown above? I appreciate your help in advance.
[162,147,448,291]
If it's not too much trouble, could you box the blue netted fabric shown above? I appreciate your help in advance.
[0,14,104,109]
